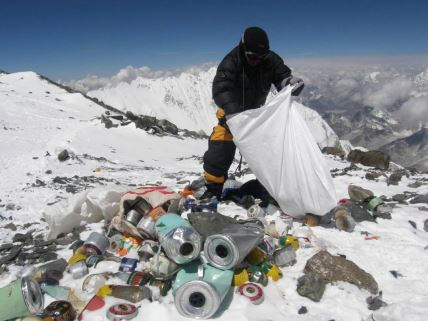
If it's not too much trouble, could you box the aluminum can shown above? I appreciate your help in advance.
[125,209,143,226]
[204,223,264,270]
[247,204,265,218]
[238,282,264,305]
[67,261,89,279]
[43,300,76,321]
[83,232,110,255]
[136,216,156,239]
[273,245,296,267]
[0,277,44,320]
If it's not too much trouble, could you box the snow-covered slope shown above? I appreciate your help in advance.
[88,68,340,148]
[88,68,218,134]
[2,71,428,321]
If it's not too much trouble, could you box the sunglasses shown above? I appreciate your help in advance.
[245,51,267,61]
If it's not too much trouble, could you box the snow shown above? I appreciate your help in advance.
[1,72,428,321]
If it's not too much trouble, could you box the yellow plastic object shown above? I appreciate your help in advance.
[96,285,112,298]
[266,264,282,282]
[68,253,87,265]
[246,248,266,265]
[279,235,299,251]
[232,269,249,287]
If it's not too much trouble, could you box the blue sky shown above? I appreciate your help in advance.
[1,0,428,80]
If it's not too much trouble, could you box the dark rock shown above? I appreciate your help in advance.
[322,146,345,158]
[65,185,79,194]
[157,119,178,135]
[35,239,56,247]
[389,270,403,278]
[34,245,57,254]
[348,185,374,202]
[304,250,378,294]
[347,150,390,170]
[53,176,69,184]
[347,203,375,222]
[33,179,46,187]
[55,236,74,246]
[39,252,58,262]
[0,243,14,252]
[365,171,383,181]
[410,194,428,204]
[0,244,23,265]
[408,181,424,188]
[408,220,417,229]
[125,111,138,121]
[367,295,387,311]
[296,272,326,302]
[5,203,17,211]
[419,206,428,212]
[58,149,70,162]
[3,222,17,231]
[25,252,42,259]
[135,115,157,129]
[387,171,404,185]
[101,114,117,129]
[109,115,123,121]
[298,306,308,314]
[13,233,32,243]
[46,169,53,174]
[392,194,410,204]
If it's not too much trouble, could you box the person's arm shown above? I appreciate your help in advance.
[271,52,304,96]
[212,54,241,115]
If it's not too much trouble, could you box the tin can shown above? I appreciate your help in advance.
[126,272,152,286]
[138,240,159,262]
[247,204,265,218]
[83,232,110,255]
[238,282,264,305]
[148,253,179,278]
[67,261,89,279]
[136,216,156,239]
[125,209,143,226]
[273,245,296,267]
[43,300,76,321]
[106,303,138,321]
[110,285,152,303]
[134,198,152,216]
[0,277,44,320]
[204,224,264,270]
[119,257,138,272]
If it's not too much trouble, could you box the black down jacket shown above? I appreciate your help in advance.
[212,43,292,115]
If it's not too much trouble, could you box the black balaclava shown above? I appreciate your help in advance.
[240,27,269,67]
[241,27,269,54]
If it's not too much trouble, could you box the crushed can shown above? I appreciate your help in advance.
[0,277,44,320]
[148,252,179,278]
[134,198,152,216]
[67,261,89,279]
[247,204,265,218]
[155,213,202,264]
[110,285,152,303]
[125,209,143,226]
[238,282,264,305]
[273,245,296,267]
[138,240,159,261]
[173,261,233,319]
[204,223,264,270]
[136,216,156,239]
[83,232,110,255]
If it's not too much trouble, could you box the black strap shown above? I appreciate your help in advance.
[234,154,243,177]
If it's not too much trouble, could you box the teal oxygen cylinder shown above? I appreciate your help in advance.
[0,277,44,321]
[173,260,233,319]
[155,213,202,264]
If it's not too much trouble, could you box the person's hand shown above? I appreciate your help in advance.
[281,76,304,96]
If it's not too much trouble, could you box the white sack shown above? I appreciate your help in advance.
[227,86,336,218]
[43,187,123,239]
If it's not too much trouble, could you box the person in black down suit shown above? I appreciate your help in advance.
[201,26,304,199]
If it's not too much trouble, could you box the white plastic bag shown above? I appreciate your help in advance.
[227,86,336,218]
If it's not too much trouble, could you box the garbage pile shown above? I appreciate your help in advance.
[0,181,394,321]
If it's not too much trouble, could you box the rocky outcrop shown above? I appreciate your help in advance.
[304,250,378,294]
[347,150,390,170]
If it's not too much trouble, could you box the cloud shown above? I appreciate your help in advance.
[64,63,217,92]
[363,77,413,109]
[394,95,428,128]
